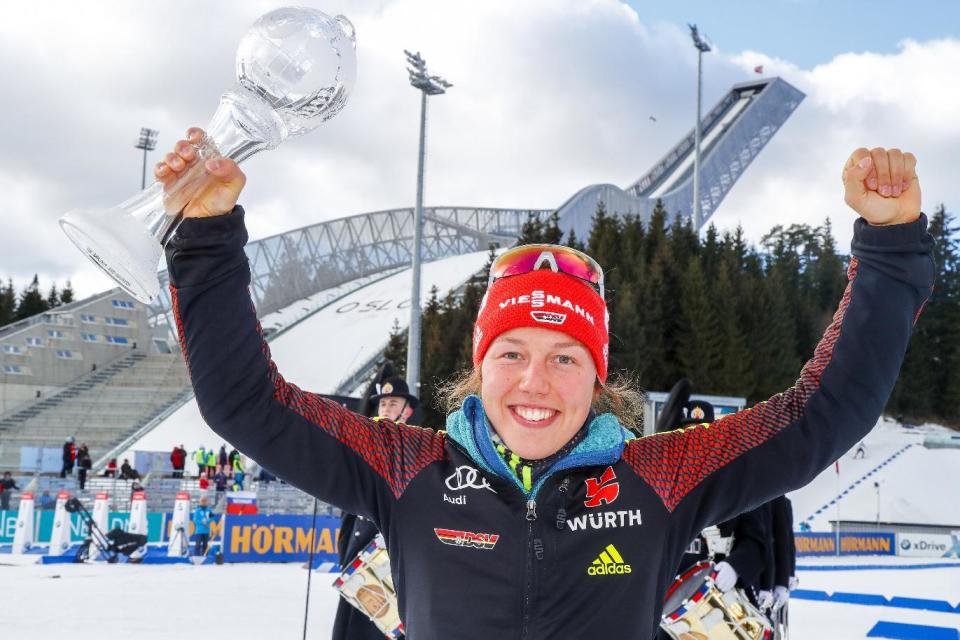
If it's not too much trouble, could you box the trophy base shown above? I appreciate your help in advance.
[60,207,163,305]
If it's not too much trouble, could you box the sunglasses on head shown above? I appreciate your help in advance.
[488,244,605,298]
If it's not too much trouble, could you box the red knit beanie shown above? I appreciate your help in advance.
[472,270,609,382]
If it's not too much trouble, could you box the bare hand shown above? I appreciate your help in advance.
[154,128,246,218]
[842,147,921,226]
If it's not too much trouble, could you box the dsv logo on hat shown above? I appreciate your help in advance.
[530,310,566,325]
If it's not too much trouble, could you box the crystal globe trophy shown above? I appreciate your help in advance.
[59,7,357,304]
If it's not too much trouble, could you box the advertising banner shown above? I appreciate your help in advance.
[223,514,340,563]
[896,532,960,558]
[0,510,167,544]
[795,531,896,556]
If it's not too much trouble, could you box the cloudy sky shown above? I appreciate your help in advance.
[1,0,957,299]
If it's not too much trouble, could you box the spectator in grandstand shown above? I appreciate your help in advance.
[76,443,92,491]
[231,454,245,491]
[158,134,932,637]
[60,436,76,478]
[228,447,240,471]
[38,490,55,511]
[205,448,217,477]
[120,458,141,480]
[213,467,229,505]
[218,444,228,471]
[130,480,145,500]
[192,496,213,556]
[0,471,19,511]
[103,458,118,478]
[170,445,187,479]
[193,446,206,478]
[257,467,276,483]
[198,470,210,491]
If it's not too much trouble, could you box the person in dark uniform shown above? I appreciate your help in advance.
[760,495,797,618]
[332,376,417,640]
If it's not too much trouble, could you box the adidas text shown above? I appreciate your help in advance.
[587,563,632,576]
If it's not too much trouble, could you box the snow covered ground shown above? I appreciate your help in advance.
[3,557,958,639]
[788,417,960,531]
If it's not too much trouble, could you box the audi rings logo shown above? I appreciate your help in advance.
[445,466,496,493]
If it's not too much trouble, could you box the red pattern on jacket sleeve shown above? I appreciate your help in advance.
[622,257,859,512]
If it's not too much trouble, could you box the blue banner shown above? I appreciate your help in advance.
[223,514,341,563]
[795,531,896,556]
[0,510,169,544]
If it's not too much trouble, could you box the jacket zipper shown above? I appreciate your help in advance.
[520,498,537,640]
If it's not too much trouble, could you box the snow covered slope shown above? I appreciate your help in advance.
[123,250,492,458]
[789,418,960,531]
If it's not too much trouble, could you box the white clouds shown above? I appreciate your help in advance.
[0,0,956,299]
[714,35,960,245]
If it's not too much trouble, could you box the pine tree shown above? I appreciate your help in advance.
[0,279,16,326]
[543,211,563,245]
[713,262,754,396]
[564,229,585,252]
[747,269,800,401]
[675,258,723,392]
[519,212,545,243]
[60,281,75,305]
[15,275,48,320]
[640,242,679,389]
[46,284,60,309]
[381,319,408,378]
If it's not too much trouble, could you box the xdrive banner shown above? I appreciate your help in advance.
[222,514,341,563]
[795,532,896,556]
[896,532,960,558]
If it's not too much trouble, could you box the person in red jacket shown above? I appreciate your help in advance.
[159,130,931,639]
[170,445,187,479]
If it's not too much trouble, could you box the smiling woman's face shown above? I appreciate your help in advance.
[480,326,597,460]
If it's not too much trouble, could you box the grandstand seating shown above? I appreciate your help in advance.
[0,352,192,471]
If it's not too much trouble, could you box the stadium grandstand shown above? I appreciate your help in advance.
[0,77,803,517]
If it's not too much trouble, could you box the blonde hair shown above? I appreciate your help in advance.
[438,367,646,433]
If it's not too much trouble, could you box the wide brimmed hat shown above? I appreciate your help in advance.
[370,376,419,409]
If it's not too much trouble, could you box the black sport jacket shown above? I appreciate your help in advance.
[166,207,932,640]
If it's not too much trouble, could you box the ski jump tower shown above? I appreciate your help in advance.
[555,77,805,240]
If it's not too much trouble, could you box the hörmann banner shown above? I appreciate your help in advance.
[795,532,896,556]
[223,514,340,563]
[896,532,957,558]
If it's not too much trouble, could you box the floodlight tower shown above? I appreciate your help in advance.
[134,128,159,190]
[404,50,452,395]
[689,24,711,231]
